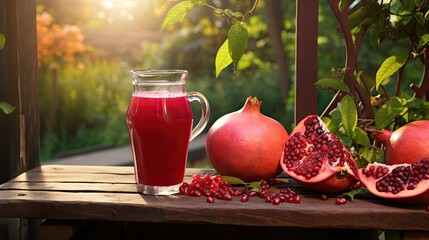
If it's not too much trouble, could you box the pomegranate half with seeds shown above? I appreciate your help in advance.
[280,115,359,193]
[358,158,429,204]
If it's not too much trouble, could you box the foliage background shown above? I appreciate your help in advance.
[36,0,424,164]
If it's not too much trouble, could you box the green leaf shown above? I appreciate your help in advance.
[359,147,374,163]
[375,97,408,129]
[215,39,233,78]
[343,187,367,201]
[415,12,426,26]
[340,95,357,136]
[338,0,346,12]
[375,49,409,91]
[161,1,195,30]
[220,175,246,186]
[316,78,350,93]
[247,181,262,191]
[349,7,366,30]
[0,101,15,115]
[418,34,429,48]
[0,33,5,50]
[352,127,370,147]
[228,22,248,71]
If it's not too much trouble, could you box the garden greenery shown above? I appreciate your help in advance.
[162,0,429,167]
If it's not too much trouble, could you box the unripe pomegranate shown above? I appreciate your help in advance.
[205,96,289,182]
[372,120,429,165]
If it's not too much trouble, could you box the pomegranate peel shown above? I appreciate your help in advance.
[358,158,429,204]
[280,115,359,193]
[205,96,289,182]
[371,120,429,165]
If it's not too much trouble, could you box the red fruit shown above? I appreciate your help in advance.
[371,120,429,165]
[280,115,359,193]
[358,158,429,204]
[335,197,347,205]
[205,96,289,182]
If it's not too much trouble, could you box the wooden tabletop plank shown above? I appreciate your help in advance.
[0,165,428,231]
[0,189,427,230]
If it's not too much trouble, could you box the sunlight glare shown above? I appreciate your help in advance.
[102,1,115,9]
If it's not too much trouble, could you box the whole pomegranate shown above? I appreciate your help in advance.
[280,115,359,193]
[372,120,429,165]
[205,96,289,182]
[358,157,429,204]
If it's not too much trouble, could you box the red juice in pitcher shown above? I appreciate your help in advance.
[126,92,193,187]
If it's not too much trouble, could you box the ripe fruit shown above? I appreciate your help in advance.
[205,96,289,182]
[371,120,429,165]
[358,158,429,204]
[280,115,359,193]
[335,197,347,205]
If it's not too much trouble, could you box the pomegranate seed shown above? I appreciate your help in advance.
[223,193,233,201]
[192,190,202,197]
[335,197,347,205]
[241,194,249,202]
[259,190,269,198]
[265,195,272,203]
[233,189,243,196]
[206,196,214,203]
[426,205,429,211]
[272,197,281,205]
[321,194,328,200]
[248,191,258,197]
[292,196,301,204]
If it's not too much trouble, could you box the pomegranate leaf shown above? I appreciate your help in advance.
[352,127,370,147]
[228,22,248,71]
[0,101,15,115]
[375,49,409,91]
[342,187,367,202]
[161,1,195,30]
[215,39,233,78]
[348,6,366,31]
[247,181,262,191]
[220,176,246,186]
[418,33,429,48]
[375,97,408,129]
[316,78,350,93]
[340,95,357,137]
[0,33,5,50]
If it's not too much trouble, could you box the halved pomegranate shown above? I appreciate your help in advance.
[358,158,429,204]
[280,115,359,193]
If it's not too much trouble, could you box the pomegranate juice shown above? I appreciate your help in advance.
[126,92,193,186]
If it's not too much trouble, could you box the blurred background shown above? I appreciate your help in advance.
[37,0,413,166]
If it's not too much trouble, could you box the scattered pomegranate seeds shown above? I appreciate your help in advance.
[206,196,214,203]
[335,197,347,205]
[241,194,249,202]
[321,194,328,200]
[179,173,302,205]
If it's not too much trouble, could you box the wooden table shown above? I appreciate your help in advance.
[0,165,428,240]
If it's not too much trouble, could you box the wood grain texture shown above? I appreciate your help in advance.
[0,166,428,231]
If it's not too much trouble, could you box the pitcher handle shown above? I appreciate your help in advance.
[187,92,210,142]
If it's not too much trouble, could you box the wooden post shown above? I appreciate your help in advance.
[295,0,319,124]
[0,0,40,183]
[0,0,40,239]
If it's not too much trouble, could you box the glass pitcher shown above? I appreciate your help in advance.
[126,69,210,195]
